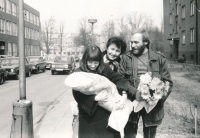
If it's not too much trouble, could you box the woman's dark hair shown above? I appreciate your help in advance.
[80,45,104,73]
[106,36,127,54]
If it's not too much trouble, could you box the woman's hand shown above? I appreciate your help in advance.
[95,90,109,102]
[115,91,127,110]
[136,91,143,102]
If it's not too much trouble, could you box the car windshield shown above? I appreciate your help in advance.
[1,59,19,65]
[55,56,70,62]
[28,57,40,63]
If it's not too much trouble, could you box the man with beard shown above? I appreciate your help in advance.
[117,29,173,138]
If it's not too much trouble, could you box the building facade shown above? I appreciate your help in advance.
[48,34,84,60]
[0,0,40,56]
[163,0,200,64]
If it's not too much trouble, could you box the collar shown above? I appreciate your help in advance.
[103,55,110,63]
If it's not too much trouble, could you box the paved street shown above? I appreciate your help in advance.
[0,70,71,138]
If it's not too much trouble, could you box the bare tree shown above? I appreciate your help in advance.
[73,17,93,47]
[101,20,115,40]
[142,15,154,31]
[58,22,65,55]
[117,16,130,43]
[42,17,56,54]
[127,11,146,31]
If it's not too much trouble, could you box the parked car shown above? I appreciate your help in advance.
[51,56,76,75]
[0,57,32,80]
[26,56,46,74]
[0,64,7,85]
[0,55,12,59]
[45,60,54,70]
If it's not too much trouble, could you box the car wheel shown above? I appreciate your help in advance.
[36,67,39,74]
[16,71,19,80]
[43,67,46,72]
[27,70,31,77]
[51,70,55,75]
[0,75,4,85]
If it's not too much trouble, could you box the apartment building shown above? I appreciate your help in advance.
[48,34,84,59]
[0,0,40,56]
[163,0,200,64]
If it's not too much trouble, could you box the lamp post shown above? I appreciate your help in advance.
[10,0,34,137]
[88,19,97,46]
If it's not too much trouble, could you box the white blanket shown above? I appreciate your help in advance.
[65,72,135,138]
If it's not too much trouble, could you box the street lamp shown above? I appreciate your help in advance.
[88,19,97,46]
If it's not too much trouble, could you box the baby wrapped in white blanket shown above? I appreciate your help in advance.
[65,72,135,138]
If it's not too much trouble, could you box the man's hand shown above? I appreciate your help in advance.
[95,90,109,102]
[115,91,127,110]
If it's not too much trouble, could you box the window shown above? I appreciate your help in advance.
[182,31,185,44]
[29,12,33,23]
[0,19,5,34]
[13,43,17,56]
[8,42,12,55]
[24,10,27,20]
[191,55,194,60]
[12,3,16,16]
[6,20,11,35]
[30,45,34,55]
[6,0,11,14]
[26,10,29,22]
[175,21,178,33]
[190,1,195,16]
[12,23,17,36]
[182,6,185,19]
[170,54,172,59]
[0,0,5,11]
[36,16,39,26]
[190,28,194,43]
[169,13,172,24]
[176,3,178,16]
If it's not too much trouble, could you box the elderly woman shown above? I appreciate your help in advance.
[103,36,127,72]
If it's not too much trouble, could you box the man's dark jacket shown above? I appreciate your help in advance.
[117,49,173,126]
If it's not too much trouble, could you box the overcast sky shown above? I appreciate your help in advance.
[24,0,163,34]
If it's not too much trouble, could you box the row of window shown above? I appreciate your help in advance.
[0,0,40,26]
[25,27,40,40]
[0,18,40,40]
[24,9,40,26]
[169,1,195,25]
[0,19,17,36]
[170,28,195,45]
[7,42,40,56]
[49,51,82,55]
[181,28,195,44]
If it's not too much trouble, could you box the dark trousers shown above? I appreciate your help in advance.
[124,109,158,138]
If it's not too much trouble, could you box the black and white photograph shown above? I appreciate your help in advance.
[0,0,200,138]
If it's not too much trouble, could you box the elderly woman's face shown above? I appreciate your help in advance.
[87,61,99,71]
[107,44,121,60]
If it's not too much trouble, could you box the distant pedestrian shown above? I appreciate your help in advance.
[72,45,132,138]
[118,29,173,138]
[103,36,127,72]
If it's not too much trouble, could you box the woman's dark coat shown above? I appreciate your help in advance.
[72,64,129,138]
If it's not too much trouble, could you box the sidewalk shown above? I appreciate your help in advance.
[33,88,143,138]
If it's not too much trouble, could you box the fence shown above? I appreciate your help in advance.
[168,63,200,72]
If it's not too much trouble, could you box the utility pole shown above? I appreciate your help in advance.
[88,19,97,46]
[10,0,34,137]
